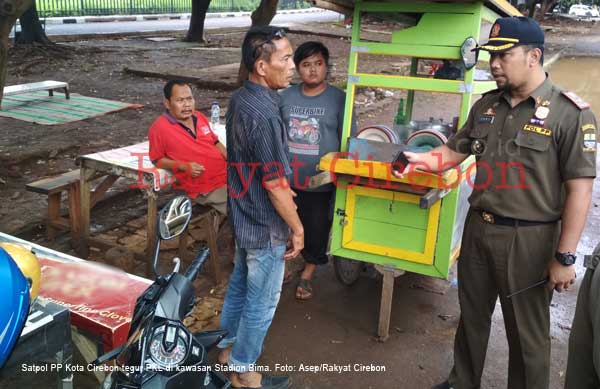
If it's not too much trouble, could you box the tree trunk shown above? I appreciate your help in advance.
[309,0,352,16]
[526,0,538,17]
[0,0,34,107]
[237,0,279,85]
[17,1,51,44]
[184,0,211,43]
[540,0,557,17]
[251,0,279,26]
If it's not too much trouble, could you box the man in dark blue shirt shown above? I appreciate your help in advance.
[216,26,303,389]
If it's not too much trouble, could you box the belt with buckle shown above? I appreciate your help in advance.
[477,210,557,227]
[584,255,600,270]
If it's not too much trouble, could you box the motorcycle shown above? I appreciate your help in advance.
[94,195,230,389]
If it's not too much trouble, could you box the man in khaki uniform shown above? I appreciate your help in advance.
[395,17,597,389]
[565,243,600,389]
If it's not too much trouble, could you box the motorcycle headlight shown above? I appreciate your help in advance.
[148,323,189,369]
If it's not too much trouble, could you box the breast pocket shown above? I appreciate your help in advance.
[513,129,554,174]
[515,130,552,152]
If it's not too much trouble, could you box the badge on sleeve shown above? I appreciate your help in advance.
[583,133,597,152]
[583,134,596,151]
[582,123,596,132]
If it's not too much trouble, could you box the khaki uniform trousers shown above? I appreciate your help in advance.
[448,210,559,389]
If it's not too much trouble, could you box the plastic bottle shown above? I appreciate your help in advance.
[210,101,220,125]
[394,98,406,125]
[394,98,409,143]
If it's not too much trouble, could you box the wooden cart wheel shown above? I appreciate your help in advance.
[333,256,365,286]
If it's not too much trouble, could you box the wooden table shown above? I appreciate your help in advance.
[77,124,226,277]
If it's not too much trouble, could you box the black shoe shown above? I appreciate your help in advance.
[234,374,291,389]
[432,382,453,389]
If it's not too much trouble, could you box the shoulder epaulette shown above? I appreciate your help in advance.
[562,91,590,110]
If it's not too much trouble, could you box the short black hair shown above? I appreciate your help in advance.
[293,41,330,68]
[164,80,190,99]
[241,26,287,73]
[522,44,544,65]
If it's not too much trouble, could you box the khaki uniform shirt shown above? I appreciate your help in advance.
[446,77,597,221]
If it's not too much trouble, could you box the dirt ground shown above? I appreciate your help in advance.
[1,16,600,389]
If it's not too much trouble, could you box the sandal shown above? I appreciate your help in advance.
[283,265,305,285]
[295,278,313,300]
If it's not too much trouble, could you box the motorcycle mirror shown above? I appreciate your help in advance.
[461,36,478,70]
[158,196,193,240]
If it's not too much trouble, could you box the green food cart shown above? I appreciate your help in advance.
[320,0,520,340]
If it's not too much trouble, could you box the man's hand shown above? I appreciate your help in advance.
[187,162,205,178]
[392,151,421,178]
[284,229,304,260]
[546,259,576,292]
[391,145,467,179]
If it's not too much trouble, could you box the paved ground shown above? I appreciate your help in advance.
[11,10,342,37]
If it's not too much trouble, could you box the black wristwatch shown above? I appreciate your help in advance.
[555,251,577,266]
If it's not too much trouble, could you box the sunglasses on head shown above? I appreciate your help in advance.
[252,29,286,60]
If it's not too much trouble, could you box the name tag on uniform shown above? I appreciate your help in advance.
[523,124,552,137]
[478,115,494,124]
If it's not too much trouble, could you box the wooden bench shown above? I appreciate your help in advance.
[4,80,70,99]
[26,170,81,241]
[27,170,119,242]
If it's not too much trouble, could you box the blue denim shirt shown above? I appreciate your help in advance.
[226,81,292,248]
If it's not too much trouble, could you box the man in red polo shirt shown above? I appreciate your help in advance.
[148,80,227,214]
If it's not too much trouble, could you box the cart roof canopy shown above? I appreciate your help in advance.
[309,0,520,18]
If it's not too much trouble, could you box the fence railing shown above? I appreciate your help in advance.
[37,0,306,18]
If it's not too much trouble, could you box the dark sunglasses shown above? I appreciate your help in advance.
[252,29,286,60]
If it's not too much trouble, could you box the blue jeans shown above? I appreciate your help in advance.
[217,243,286,372]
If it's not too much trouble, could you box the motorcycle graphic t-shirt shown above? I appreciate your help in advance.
[280,84,353,192]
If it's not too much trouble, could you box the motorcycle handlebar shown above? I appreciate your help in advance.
[184,247,210,282]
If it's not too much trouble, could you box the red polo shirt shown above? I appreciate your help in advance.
[148,111,226,198]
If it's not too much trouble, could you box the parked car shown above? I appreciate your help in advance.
[569,4,600,17]
[552,4,569,13]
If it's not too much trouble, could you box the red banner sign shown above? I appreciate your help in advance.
[38,257,151,351]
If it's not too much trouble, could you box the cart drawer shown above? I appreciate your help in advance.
[341,185,440,265]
